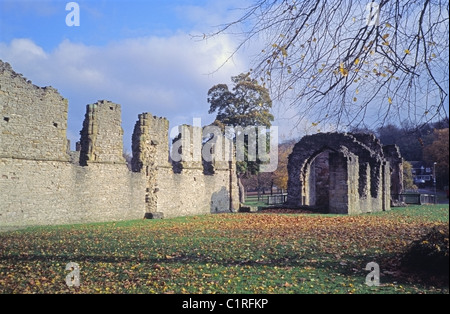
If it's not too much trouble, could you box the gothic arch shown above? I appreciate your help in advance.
[287,133,390,214]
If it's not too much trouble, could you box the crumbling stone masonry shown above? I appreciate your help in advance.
[0,60,239,227]
[287,133,403,214]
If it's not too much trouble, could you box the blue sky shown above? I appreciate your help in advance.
[1,0,215,48]
[1,1,448,152]
[2,0,296,151]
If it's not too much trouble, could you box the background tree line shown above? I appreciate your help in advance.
[242,118,449,194]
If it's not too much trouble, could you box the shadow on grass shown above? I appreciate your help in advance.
[2,249,448,290]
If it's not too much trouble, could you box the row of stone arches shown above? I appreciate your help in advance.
[287,133,403,215]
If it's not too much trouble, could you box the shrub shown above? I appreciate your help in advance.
[401,226,449,281]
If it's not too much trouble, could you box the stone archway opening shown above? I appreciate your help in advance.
[287,133,402,215]
[302,149,332,210]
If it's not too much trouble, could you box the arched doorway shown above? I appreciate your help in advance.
[287,133,391,214]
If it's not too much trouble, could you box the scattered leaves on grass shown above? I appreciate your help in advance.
[0,206,448,294]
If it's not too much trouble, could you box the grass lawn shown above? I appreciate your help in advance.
[0,205,448,294]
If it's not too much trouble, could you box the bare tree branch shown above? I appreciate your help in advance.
[202,0,449,130]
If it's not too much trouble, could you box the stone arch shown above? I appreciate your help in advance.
[287,133,388,214]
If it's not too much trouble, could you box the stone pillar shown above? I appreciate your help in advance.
[79,100,125,166]
[287,154,303,207]
[358,162,372,212]
[172,125,203,172]
[307,159,316,206]
[382,161,391,211]
[383,145,404,205]
[131,113,169,215]
[369,162,384,212]
[329,150,359,214]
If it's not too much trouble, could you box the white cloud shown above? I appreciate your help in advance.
[0,33,248,150]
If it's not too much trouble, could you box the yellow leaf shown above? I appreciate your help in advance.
[386,23,392,28]
[382,41,389,46]
[353,97,357,102]
[431,53,437,58]
[356,89,359,94]
[382,34,389,39]
[318,68,323,73]
[388,97,393,104]
[405,49,411,55]
[354,58,360,65]
[339,63,348,77]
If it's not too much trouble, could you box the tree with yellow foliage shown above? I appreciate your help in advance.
[423,128,449,188]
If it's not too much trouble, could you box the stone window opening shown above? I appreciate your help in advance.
[53,122,58,128]
[3,117,9,122]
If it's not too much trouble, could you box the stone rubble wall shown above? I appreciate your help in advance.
[0,158,146,226]
[0,61,69,161]
[132,115,239,218]
[0,60,238,227]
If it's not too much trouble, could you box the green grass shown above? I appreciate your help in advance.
[0,205,448,294]
[370,205,449,223]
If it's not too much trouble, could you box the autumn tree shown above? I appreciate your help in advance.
[208,73,274,202]
[403,161,417,191]
[272,140,296,191]
[203,0,449,130]
[423,128,449,188]
[208,73,274,130]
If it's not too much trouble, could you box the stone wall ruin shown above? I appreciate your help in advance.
[287,132,403,214]
[0,60,239,227]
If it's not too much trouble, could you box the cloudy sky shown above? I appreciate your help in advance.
[1,0,302,151]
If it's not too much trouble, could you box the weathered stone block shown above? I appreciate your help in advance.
[144,212,164,219]
[239,206,258,213]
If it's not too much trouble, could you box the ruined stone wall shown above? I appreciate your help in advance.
[0,61,69,161]
[0,61,145,227]
[0,158,145,226]
[132,116,239,219]
[0,59,246,227]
